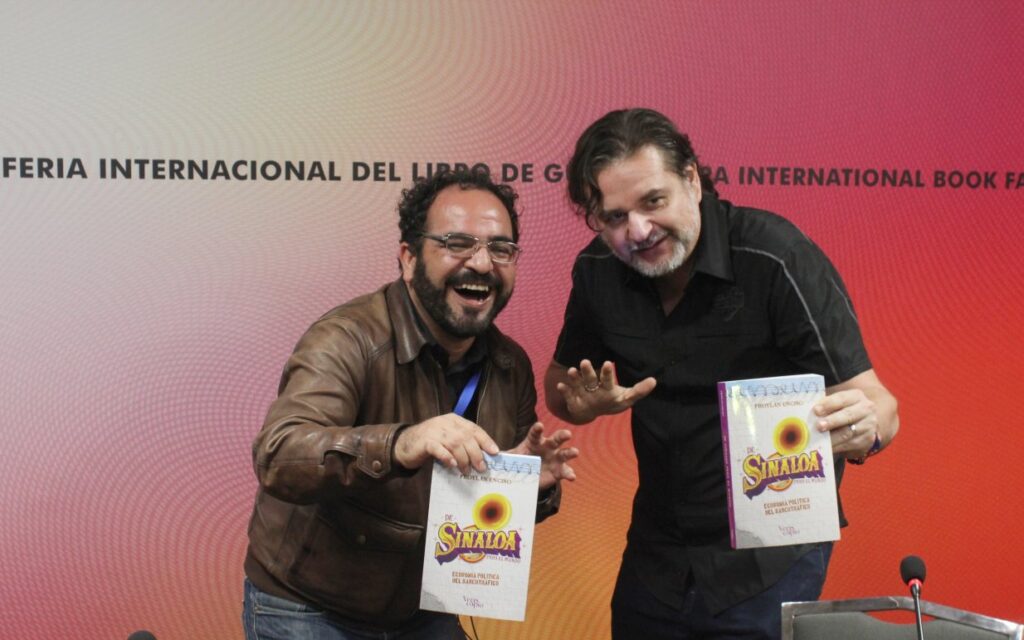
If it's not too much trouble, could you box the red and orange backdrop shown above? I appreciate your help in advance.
[2,2,1021,638]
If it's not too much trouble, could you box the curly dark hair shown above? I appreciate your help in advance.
[567,108,717,229]
[397,168,520,253]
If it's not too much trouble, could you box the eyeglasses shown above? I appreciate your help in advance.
[419,232,521,264]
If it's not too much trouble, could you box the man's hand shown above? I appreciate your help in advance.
[815,388,879,458]
[508,422,579,489]
[394,414,499,474]
[550,359,656,424]
[816,369,899,462]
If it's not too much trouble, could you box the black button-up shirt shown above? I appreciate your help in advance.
[553,191,872,613]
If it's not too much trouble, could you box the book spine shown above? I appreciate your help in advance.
[717,381,737,549]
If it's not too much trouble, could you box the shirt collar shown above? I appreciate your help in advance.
[691,190,734,283]
[428,327,489,372]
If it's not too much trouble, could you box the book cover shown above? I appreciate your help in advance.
[718,373,840,549]
[420,452,540,621]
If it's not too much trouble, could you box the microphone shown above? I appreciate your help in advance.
[899,555,926,640]
[127,632,157,640]
[900,555,926,594]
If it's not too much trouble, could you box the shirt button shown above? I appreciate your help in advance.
[371,460,383,472]
[356,534,367,545]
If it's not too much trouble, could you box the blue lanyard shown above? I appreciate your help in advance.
[453,369,482,417]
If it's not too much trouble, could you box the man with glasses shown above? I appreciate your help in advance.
[244,168,578,639]
[545,109,899,639]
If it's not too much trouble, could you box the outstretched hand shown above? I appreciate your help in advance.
[394,413,499,474]
[556,359,656,424]
[508,422,579,489]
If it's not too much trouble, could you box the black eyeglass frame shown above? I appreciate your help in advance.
[418,232,522,264]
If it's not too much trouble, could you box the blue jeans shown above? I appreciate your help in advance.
[611,543,833,640]
[242,579,462,640]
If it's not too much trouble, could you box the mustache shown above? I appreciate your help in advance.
[446,271,501,288]
[629,229,667,252]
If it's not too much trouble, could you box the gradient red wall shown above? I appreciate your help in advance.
[1,2,1021,638]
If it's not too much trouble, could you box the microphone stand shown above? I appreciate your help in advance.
[910,581,925,640]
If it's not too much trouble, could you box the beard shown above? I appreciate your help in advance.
[410,259,512,338]
[609,230,691,278]
[627,237,689,277]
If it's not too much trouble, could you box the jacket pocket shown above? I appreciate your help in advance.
[288,498,424,619]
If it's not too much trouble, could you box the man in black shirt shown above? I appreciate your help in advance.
[545,109,899,640]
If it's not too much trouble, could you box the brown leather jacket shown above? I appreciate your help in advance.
[244,280,560,628]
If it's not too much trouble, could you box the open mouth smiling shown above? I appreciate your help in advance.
[452,282,493,303]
